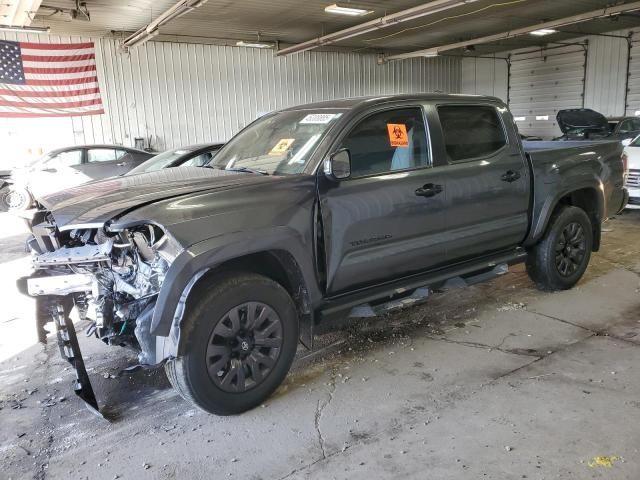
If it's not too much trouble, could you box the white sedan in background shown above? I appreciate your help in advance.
[623,136,640,209]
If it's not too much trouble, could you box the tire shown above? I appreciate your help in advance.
[165,272,299,415]
[2,186,33,211]
[526,205,593,291]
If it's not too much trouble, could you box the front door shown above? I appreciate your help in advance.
[318,106,448,294]
[433,104,530,262]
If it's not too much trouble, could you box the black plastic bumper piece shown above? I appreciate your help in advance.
[53,301,101,416]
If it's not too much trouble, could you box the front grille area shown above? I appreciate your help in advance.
[627,169,640,188]
[629,197,640,205]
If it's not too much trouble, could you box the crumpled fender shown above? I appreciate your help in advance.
[150,226,321,342]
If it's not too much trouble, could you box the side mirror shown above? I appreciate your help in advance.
[324,148,351,180]
[622,138,632,147]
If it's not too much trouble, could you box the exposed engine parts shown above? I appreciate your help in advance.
[27,218,180,366]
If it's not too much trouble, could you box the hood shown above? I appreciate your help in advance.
[556,108,609,134]
[39,167,270,230]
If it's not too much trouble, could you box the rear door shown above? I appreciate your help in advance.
[432,104,530,262]
[318,105,448,294]
[78,147,125,179]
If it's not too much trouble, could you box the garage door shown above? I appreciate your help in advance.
[509,45,587,139]
[626,37,640,115]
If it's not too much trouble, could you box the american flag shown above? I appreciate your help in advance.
[0,40,104,118]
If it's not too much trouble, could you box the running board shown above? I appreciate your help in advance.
[346,262,510,319]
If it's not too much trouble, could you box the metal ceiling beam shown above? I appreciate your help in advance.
[0,0,42,27]
[275,0,482,56]
[121,0,209,50]
[386,1,640,61]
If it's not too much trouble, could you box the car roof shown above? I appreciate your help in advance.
[278,93,504,112]
[47,144,149,155]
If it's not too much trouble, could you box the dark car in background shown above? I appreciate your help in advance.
[555,108,640,141]
[126,143,224,176]
[2,145,152,210]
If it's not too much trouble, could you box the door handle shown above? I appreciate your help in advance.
[116,162,127,167]
[415,183,443,198]
[501,170,521,182]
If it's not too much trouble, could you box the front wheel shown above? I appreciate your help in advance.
[165,272,299,415]
[526,205,593,291]
[2,186,33,210]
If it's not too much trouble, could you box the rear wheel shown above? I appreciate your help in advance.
[526,206,593,291]
[165,272,298,415]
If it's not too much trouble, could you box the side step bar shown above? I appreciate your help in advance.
[348,263,509,318]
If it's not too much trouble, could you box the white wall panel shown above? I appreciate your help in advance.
[627,32,640,116]
[0,32,461,153]
[584,35,629,117]
[509,45,587,139]
[461,56,508,102]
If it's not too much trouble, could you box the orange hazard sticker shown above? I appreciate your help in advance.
[269,138,295,156]
[387,124,409,147]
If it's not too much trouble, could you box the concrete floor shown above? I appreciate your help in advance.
[1,211,639,480]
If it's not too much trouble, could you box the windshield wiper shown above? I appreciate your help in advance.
[224,166,269,175]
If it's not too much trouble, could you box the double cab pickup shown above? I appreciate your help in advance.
[20,94,629,415]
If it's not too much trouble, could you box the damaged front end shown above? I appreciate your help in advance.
[20,208,182,414]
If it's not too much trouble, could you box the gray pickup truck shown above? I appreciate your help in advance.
[19,94,628,416]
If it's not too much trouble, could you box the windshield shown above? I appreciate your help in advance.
[629,135,640,147]
[209,109,345,175]
[127,149,193,175]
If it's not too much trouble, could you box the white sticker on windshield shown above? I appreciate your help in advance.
[300,113,339,124]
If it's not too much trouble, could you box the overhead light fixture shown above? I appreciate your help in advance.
[128,29,159,48]
[530,29,557,36]
[0,25,50,34]
[422,51,438,58]
[236,40,273,49]
[324,4,373,16]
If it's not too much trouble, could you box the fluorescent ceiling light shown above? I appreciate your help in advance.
[325,4,372,16]
[422,51,438,57]
[236,41,273,49]
[530,29,557,36]
[0,24,50,33]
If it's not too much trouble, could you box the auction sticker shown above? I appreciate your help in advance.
[300,113,339,124]
[386,123,409,147]
[269,138,295,155]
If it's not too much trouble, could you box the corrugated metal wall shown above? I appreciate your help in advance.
[0,31,461,152]
[584,34,629,117]
[626,32,640,115]
[461,56,509,102]
[509,44,587,138]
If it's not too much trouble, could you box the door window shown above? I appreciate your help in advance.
[618,120,633,133]
[339,108,429,178]
[437,105,507,162]
[87,148,118,163]
[47,150,82,168]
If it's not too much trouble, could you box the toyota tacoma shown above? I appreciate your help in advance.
[19,94,629,416]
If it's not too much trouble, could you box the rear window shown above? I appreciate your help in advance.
[437,105,507,162]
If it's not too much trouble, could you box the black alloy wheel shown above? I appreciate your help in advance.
[206,302,283,392]
[555,221,587,277]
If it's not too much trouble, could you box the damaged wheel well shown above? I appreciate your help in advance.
[186,250,313,346]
